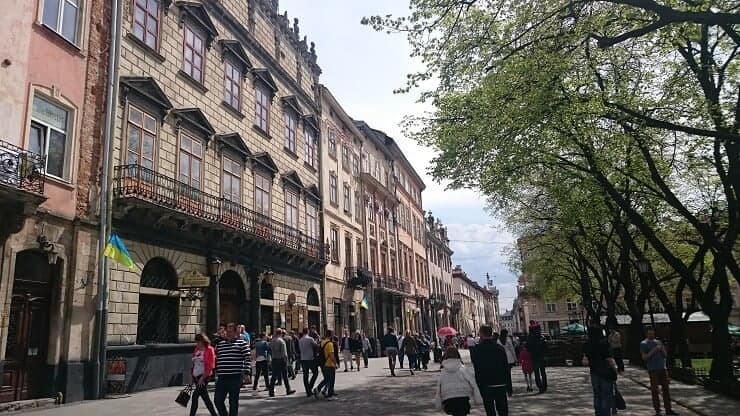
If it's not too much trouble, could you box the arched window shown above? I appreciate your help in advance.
[137,258,179,344]
[306,288,319,307]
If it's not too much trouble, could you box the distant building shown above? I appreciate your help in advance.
[501,310,516,334]
[452,265,500,335]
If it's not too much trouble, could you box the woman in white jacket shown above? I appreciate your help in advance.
[434,348,482,416]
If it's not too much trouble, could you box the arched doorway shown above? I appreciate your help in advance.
[219,271,246,326]
[306,288,320,330]
[1,250,58,403]
[260,282,274,334]
[137,258,179,344]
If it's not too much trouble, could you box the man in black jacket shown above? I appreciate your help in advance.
[527,322,548,393]
[471,325,509,416]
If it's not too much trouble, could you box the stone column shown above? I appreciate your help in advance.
[248,269,261,334]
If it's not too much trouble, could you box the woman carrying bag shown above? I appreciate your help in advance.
[189,333,217,416]
[434,347,482,416]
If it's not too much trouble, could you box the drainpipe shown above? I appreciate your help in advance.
[92,0,122,400]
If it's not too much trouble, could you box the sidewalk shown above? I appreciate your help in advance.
[621,366,740,416]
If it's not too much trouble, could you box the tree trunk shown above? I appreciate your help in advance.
[626,315,644,366]
[668,315,691,368]
[709,311,733,381]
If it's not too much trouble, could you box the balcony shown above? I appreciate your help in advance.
[0,139,45,197]
[113,164,327,265]
[374,274,410,295]
[345,267,373,289]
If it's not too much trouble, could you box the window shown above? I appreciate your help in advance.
[224,60,241,110]
[285,190,299,229]
[305,128,316,168]
[343,183,351,214]
[328,130,337,158]
[29,95,71,179]
[254,84,270,133]
[356,239,363,268]
[341,145,351,171]
[284,110,297,152]
[137,258,178,344]
[132,0,159,49]
[344,234,353,267]
[43,0,80,44]
[306,202,318,239]
[183,25,205,83]
[362,152,370,173]
[352,154,359,175]
[222,156,241,202]
[329,173,338,205]
[546,303,556,313]
[330,228,339,263]
[374,161,380,179]
[567,301,578,311]
[178,134,202,189]
[254,173,271,216]
[354,192,361,222]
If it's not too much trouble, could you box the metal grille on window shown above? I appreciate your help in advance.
[137,258,178,344]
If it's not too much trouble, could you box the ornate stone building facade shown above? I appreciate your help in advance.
[108,0,326,392]
[425,212,454,335]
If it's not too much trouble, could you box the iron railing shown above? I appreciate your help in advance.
[345,267,373,288]
[113,164,327,261]
[374,274,410,294]
[0,139,45,195]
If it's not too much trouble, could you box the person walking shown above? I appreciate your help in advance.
[420,334,431,370]
[284,330,296,380]
[402,331,418,375]
[268,328,295,397]
[527,322,548,394]
[466,334,477,349]
[398,332,406,369]
[297,328,320,397]
[582,322,617,416]
[251,333,270,391]
[498,329,517,397]
[214,323,250,416]
[641,328,678,416]
[314,329,338,400]
[351,331,363,371]
[608,328,625,373]
[189,334,217,416]
[382,327,399,376]
[340,330,354,372]
[361,332,371,368]
[434,347,482,416]
[471,325,509,416]
[518,341,534,392]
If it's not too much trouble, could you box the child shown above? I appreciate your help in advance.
[434,347,482,416]
[518,341,534,392]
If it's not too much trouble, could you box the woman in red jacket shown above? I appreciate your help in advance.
[191,333,217,416]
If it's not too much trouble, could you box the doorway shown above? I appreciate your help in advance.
[0,251,57,403]
[219,271,246,326]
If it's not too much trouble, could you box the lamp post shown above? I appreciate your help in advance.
[206,255,223,335]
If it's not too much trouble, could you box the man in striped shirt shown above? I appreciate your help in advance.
[215,322,251,416]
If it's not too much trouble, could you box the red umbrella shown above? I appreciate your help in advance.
[438,327,457,337]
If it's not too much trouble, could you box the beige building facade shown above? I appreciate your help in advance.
[425,212,454,335]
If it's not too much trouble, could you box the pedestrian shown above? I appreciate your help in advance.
[470,325,509,416]
[214,323,250,416]
[268,328,295,397]
[284,330,296,380]
[298,327,320,397]
[582,322,617,416]
[252,333,270,391]
[398,331,406,369]
[467,334,477,349]
[640,327,678,416]
[361,332,371,368]
[382,327,399,376]
[351,331,363,371]
[340,330,354,372]
[434,347,482,416]
[314,329,338,400]
[526,322,548,394]
[402,331,418,375]
[608,328,625,373]
[293,328,302,376]
[498,329,517,397]
[237,325,252,388]
[420,334,431,370]
[517,341,533,392]
[189,333,217,416]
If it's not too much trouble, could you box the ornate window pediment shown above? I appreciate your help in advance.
[219,39,252,74]
[215,133,251,162]
[281,170,305,192]
[252,68,278,97]
[176,1,219,48]
[252,151,279,177]
[119,76,173,119]
[171,108,215,141]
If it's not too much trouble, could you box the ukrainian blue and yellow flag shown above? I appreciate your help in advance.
[104,234,135,269]
[360,297,369,310]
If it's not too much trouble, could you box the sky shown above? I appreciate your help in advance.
[281,0,519,310]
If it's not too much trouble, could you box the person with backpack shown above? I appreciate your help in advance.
[313,329,338,400]
[251,333,270,391]
[435,347,482,416]
[582,322,618,416]
[298,327,320,397]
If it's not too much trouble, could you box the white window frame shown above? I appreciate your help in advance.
[29,94,73,181]
[42,0,81,45]
[546,303,556,313]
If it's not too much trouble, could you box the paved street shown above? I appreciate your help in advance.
[21,351,737,416]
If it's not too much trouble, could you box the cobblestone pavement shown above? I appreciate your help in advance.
[23,352,731,416]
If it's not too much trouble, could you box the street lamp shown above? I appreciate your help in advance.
[636,258,656,328]
[206,255,224,335]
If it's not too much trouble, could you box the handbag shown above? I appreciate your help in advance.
[614,385,626,410]
[175,384,193,407]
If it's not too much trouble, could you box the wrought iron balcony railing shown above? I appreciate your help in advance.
[0,139,45,195]
[113,164,327,261]
[345,267,373,289]
[374,274,410,294]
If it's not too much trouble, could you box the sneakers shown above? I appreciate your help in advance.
[287,390,296,396]
[344,369,348,372]
[312,388,319,399]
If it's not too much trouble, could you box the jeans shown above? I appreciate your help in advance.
[591,373,615,416]
[406,353,417,371]
[190,382,217,416]
[362,350,369,367]
[269,358,291,394]
[342,350,353,370]
[301,360,319,394]
[479,385,508,416]
[504,364,513,395]
[214,374,241,416]
[315,366,336,396]
[252,360,269,389]
[399,348,405,367]
[534,365,547,392]
[648,369,672,413]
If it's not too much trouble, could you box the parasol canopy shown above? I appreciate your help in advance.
[560,323,587,334]
[438,327,458,337]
